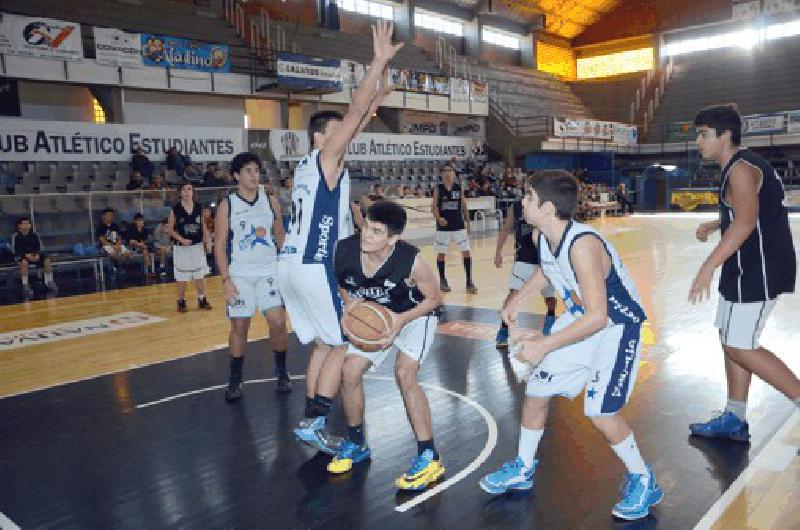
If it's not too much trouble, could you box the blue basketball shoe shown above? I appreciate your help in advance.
[495,326,509,347]
[479,457,537,494]
[612,464,663,520]
[293,416,344,455]
[689,411,750,442]
[327,440,371,474]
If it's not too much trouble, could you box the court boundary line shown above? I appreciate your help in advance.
[693,408,799,530]
[0,510,21,530]
[134,375,499,514]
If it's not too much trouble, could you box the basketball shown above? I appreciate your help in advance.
[342,300,394,352]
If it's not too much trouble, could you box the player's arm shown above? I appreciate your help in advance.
[430,186,446,226]
[502,267,550,325]
[214,198,232,283]
[268,194,286,249]
[395,255,443,327]
[494,206,514,266]
[460,190,470,229]
[351,201,365,230]
[540,236,609,352]
[165,209,180,244]
[320,21,403,189]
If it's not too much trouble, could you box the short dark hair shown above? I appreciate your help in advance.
[102,207,115,215]
[134,213,144,220]
[367,200,407,236]
[524,170,578,221]
[441,163,454,172]
[16,216,31,227]
[308,110,343,144]
[694,104,742,145]
[231,152,262,176]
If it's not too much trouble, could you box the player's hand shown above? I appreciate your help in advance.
[696,221,719,242]
[383,309,403,346]
[502,293,521,326]
[372,20,404,65]
[494,253,502,268]
[437,216,448,227]
[180,238,191,246]
[223,278,239,305]
[689,262,714,304]
[512,334,549,367]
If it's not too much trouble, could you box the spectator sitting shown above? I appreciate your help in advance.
[96,207,131,274]
[149,173,167,190]
[131,147,153,180]
[203,162,225,187]
[127,213,155,275]
[413,185,423,197]
[184,163,200,182]
[616,182,634,215]
[166,147,186,177]
[12,217,57,297]
[478,180,494,197]
[401,185,412,198]
[126,170,145,191]
[153,218,172,277]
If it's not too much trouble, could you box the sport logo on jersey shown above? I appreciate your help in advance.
[313,215,335,261]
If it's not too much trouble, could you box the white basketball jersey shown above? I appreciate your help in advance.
[227,186,277,277]
[280,149,352,264]
[538,220,646,326]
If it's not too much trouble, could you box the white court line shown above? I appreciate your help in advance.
[134,375,499,514]
[0,510,21,530]
[693,409,799,530]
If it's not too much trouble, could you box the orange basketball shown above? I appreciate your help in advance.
[342,300,394,352]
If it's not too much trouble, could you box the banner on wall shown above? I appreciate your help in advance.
[612,124,638,146]
[94,27,142,67]
[742,113,786,136]
[400,111,485,138]
[553,117,639,144]
[787,111,800,134]
[450,78,469,102]
[277,52,342,92]
[340,60,365,89]
[0,119,243,162]
[0,13,83,61]
[260,129,481,162]
[141,33,229,73]
[665,122,696,143]
[469,80,488,103]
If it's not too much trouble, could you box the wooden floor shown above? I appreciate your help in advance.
[0,214,798,529]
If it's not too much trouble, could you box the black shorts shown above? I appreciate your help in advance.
[15,252,47,264]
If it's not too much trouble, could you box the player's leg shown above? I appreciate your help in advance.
[495,289,515,347]
[41,255,57,291]
[225,317,251,402]
[457,230,476,293]
[725,344,800,405]
[294,341,346,454]
[194,246,211,309]
[497,262,530,347]
[17,258,33,297]
[264,306,291,393]
[434,231,450,292]
[328,354,373,474]
[480,395,548,494]
[176,281,188,312]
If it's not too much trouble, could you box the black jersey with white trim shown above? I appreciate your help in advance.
[512,200,539,265]
[436,183,465,232]
[718,148,796,302]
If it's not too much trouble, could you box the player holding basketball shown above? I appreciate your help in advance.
[493,197,558,347]
[688,104,799,440]
[278,20,404,454]
[480,170,663,521]
[432,163,476,294]
[327,201,443,491]
[214,152,290,401]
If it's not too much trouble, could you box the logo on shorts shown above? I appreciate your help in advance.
[610,339,637,397]
[532,370,554,383]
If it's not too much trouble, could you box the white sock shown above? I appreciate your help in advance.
[726,399,747,421]
[21,275,28,286]
[44,272,54,283]
[611,432,648,476]
[198,294,205,301]
[517,426,543,469]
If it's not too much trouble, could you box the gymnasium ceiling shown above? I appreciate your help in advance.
[487,0,625,39]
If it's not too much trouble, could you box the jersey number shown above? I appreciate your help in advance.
[290,198,303,234]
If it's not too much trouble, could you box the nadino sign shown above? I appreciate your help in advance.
[276,52,342,93]
[0,119,243,162]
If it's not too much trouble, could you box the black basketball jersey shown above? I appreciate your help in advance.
[512,201,539,265]
[335,235,425,314]
[172,201,204,245]
[436,182,465,232]
[718,149,796,302]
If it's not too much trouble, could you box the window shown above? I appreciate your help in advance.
[576,48,654,79]
[482,27,520,50]
[338,0,393,20]
[414,9,463,37]
[663,19,800,57]
[92,98,106,124]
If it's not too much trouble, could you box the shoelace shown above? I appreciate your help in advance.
[706,410,729,425]
[407,455,428,475]
[619,474,642,498]
[499,459,522,476]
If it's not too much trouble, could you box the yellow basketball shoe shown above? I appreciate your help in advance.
[327,440,372,474]
[395,449,445,491]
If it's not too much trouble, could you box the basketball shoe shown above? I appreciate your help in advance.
[294,416,343,455]
[395,449,445,491]
[689,411,750,441]
[612,464,663,520]
[327,440,371,474]
[495,326,509,347]
[479,457,536,494]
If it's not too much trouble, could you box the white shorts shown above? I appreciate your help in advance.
[715,297,777,350]
[508,261,556,297]
[227,273,283,318]
[525,313,642,417]
[434,229,470,253]
[173,243,208,281]
[348,314,438,371]
[278,259,345,346]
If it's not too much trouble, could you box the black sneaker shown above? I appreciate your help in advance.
[225,381,243,402]
[23,285,34,298]
[276,371,292,393]
[440,278,451,293]
[177,299,188,313]
[46,282,58,294]
[198,298,213,310]
[466,282,478,295]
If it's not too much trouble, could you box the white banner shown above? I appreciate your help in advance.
[401,111,485,138]
[612,124,638,145]
[340,59,366,89]
[788,111,800,134]
[0,119,244,162]
[0,12,83,61]
[742,113,785,135]
[94,27,142,67]
[265,129,482,162]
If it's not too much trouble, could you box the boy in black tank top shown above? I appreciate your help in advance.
[689,104,800,441]
[431,163,477,294]
[326,201,445,492]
